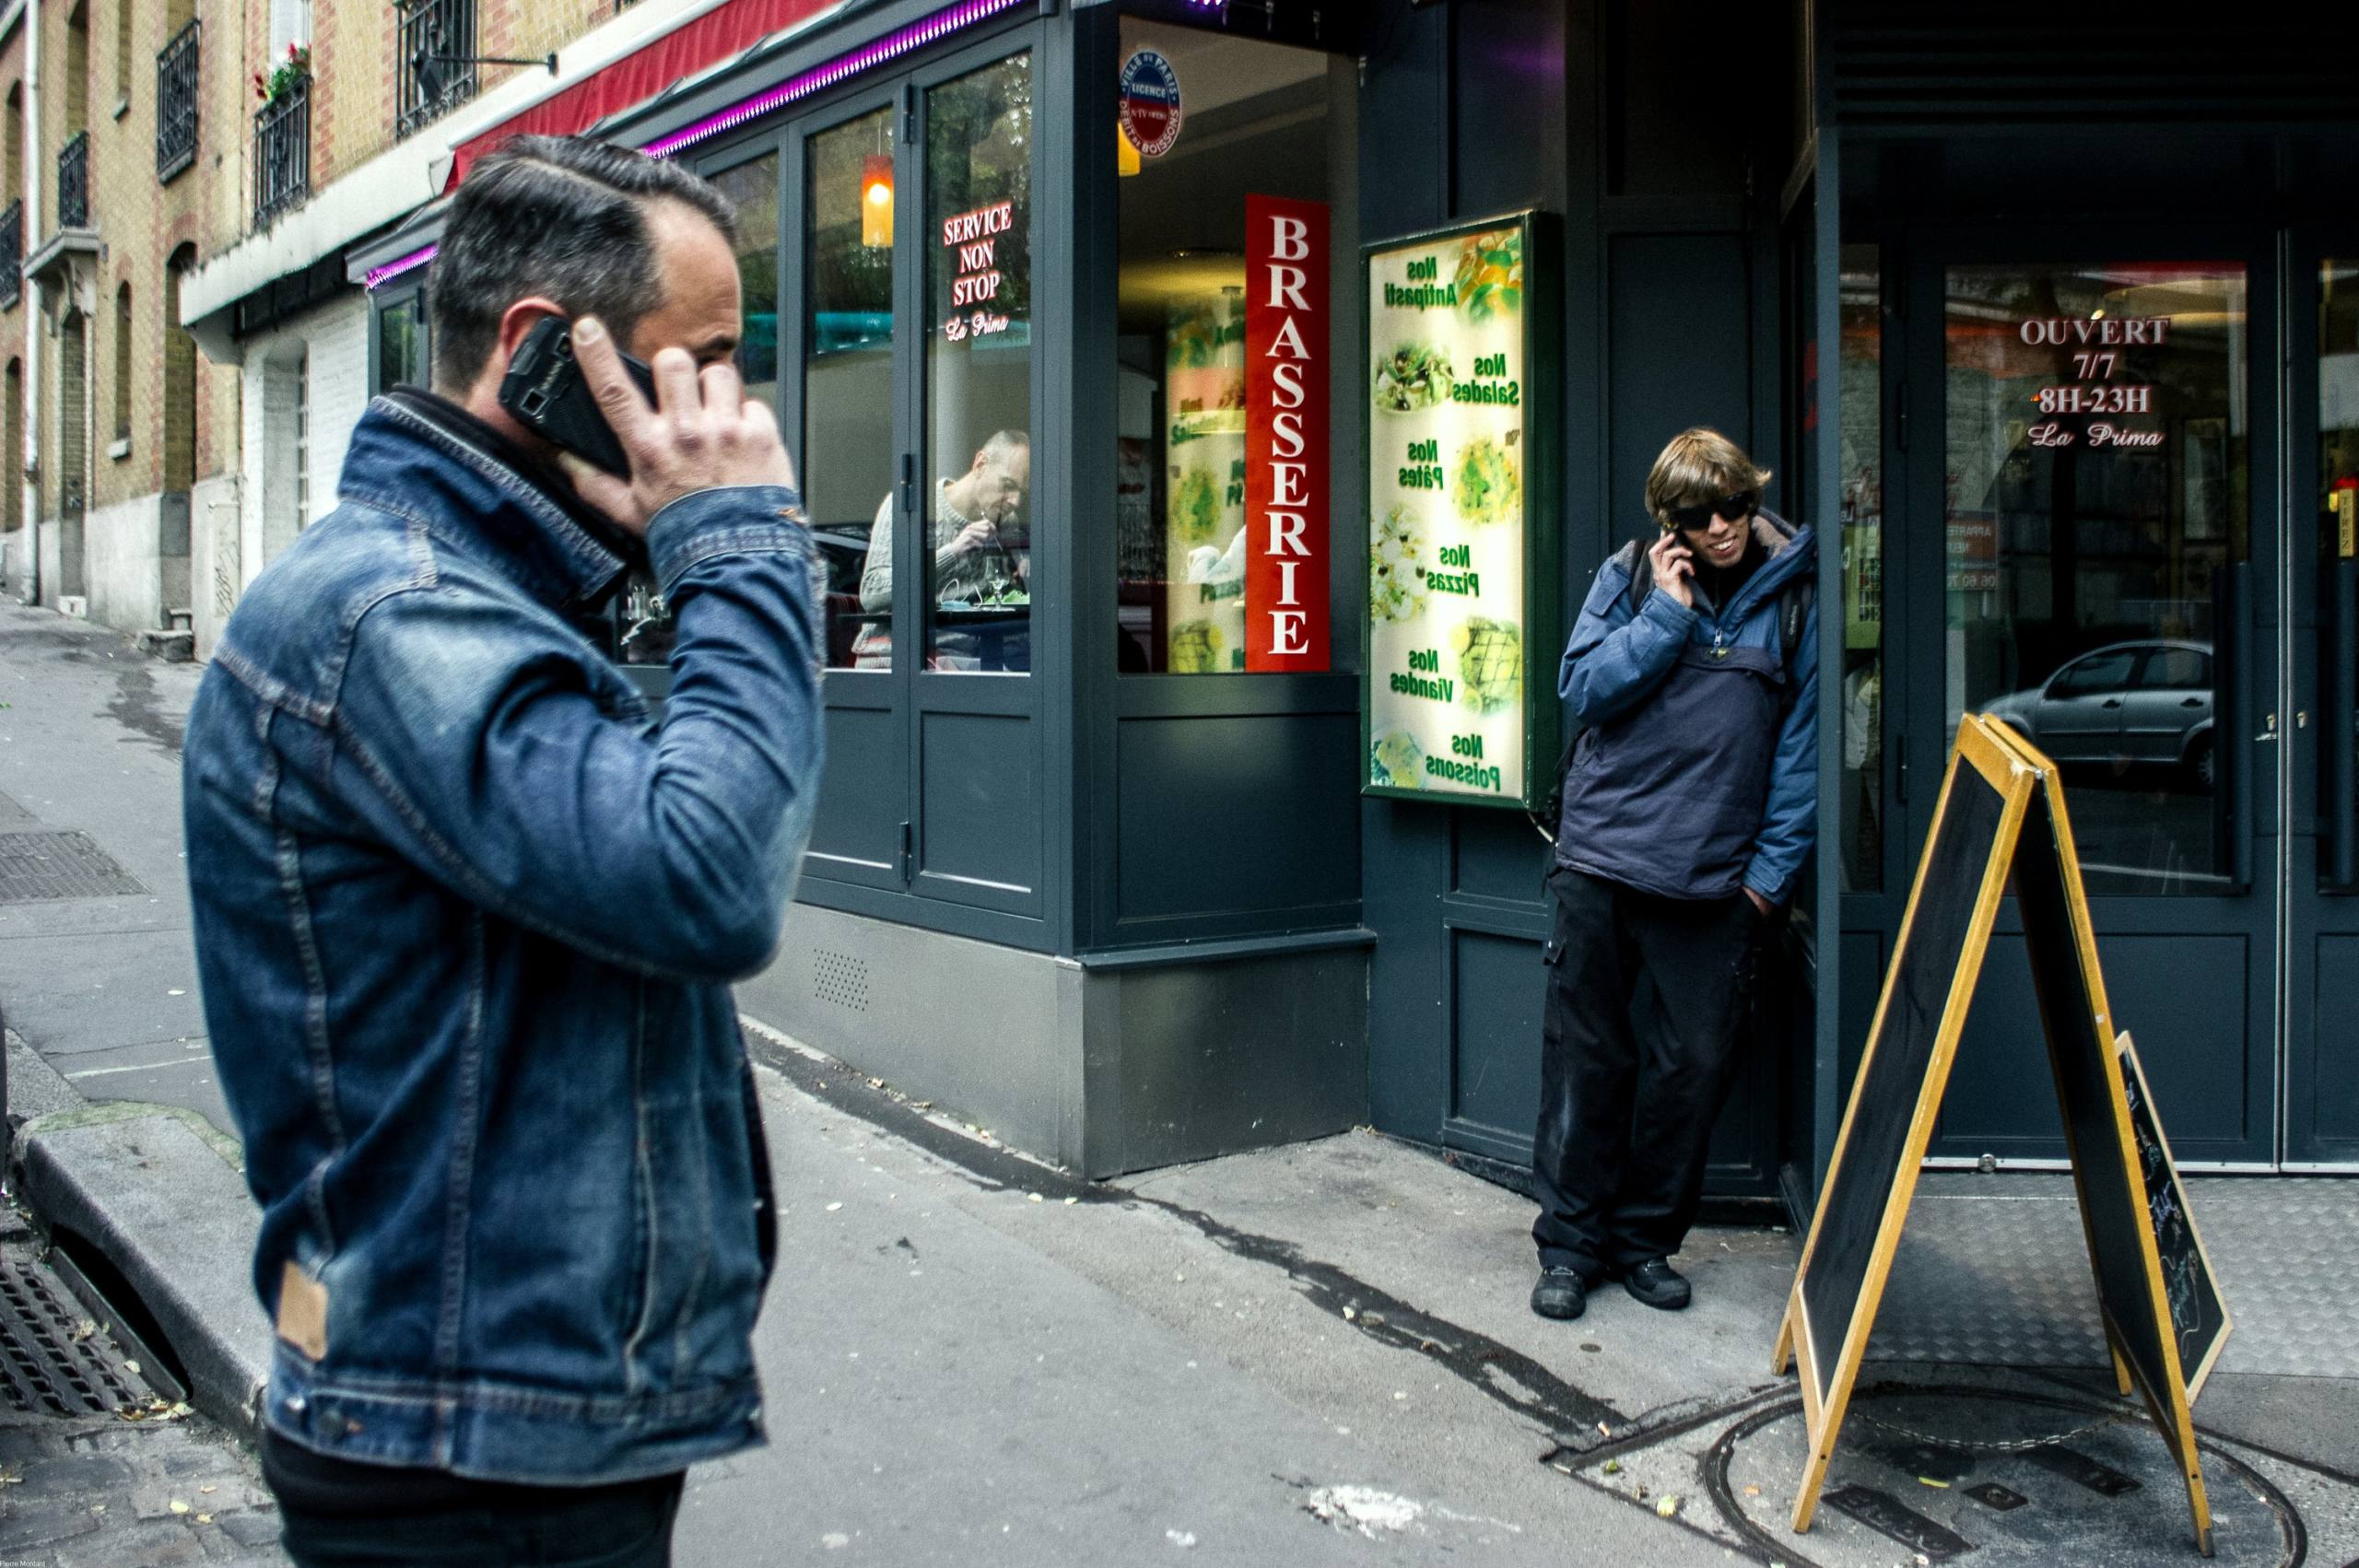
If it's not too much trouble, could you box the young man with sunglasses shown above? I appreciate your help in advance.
[1530,427,1817,1321]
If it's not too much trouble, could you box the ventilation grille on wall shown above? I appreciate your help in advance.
[813,949,871,1012]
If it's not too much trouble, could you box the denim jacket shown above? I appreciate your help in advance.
[1555,511,1817,904]
[183,392,824,1484]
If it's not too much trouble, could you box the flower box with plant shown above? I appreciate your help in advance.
[254,43,311,105]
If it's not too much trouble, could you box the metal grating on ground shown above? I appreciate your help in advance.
[1867,1174,2359,1380]
[0,1257,147,1415]
[0,830,147,902]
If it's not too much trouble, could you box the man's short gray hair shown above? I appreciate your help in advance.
[429,135,738,392]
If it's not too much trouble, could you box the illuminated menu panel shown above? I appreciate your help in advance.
[1362,212,1553,810]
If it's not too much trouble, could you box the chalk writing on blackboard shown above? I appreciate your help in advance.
[2117,1033,2229,1395]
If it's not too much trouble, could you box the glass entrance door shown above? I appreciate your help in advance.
[1903,244,2281,1167]
[2287,251,2359,1165]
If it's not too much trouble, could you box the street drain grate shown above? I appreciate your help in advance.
[0,831,146,902]
[0,1257,147,1415]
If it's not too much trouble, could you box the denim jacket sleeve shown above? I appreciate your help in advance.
[331,486,824,982]
[1744,597,1820,905]
[1557,553,1696,726]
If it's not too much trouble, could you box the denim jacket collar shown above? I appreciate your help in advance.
[342,389,632,613]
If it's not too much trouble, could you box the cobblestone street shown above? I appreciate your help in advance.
[0,1224,279,1567]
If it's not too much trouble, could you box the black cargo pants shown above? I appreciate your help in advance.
[1531,865,1765,1278]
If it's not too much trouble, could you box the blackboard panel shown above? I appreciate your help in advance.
[1799,759,2011,1410]
[2012,790,2184,1415]
[2119,1034,2231,1400]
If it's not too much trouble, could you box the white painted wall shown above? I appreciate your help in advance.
[81,492,191,633]
[191,474,241,662]
[230,289,369,619]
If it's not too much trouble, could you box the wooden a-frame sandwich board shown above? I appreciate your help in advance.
[1771,713,2227,1556]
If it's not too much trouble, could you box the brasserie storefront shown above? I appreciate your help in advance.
[350,0,2359,1214]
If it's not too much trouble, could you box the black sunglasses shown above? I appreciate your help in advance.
[1664,491,1758,532]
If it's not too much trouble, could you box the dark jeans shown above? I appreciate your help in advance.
[1531,866,1764,1277]
[277,1472,685,1567]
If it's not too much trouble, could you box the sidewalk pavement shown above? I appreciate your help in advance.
[5,597,2358,1565]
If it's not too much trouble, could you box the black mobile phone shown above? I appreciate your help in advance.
[497,315,659,477]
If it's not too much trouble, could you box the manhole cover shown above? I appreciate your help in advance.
[0,1256,149,1416]
[0,831,146,902]
[1703,1387,2299,1565]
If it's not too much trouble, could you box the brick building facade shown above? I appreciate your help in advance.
[0,0,699,645]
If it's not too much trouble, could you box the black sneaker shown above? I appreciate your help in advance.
[1621,1258,1691,1311]
[1531,1266,1589,1320]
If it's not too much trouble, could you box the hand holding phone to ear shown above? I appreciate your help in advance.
[1649,531,1696,609]
[560,317,798,536]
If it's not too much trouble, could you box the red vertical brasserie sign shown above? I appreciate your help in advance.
[1245,193,1331,671]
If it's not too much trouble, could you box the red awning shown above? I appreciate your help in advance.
[444,0,840,191]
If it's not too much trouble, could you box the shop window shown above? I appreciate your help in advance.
[1111,20,1336,673]
[2318,259,2359,892]
[922,53,1033,673]
[710,155,780,411]
[808,107,897,672]
[374,291,427,395]
[1837,245,1882,893]
[1943,262,2246,896]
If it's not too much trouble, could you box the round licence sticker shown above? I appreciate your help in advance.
[1119,50,1182,159]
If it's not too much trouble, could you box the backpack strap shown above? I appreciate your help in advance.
[1621,535,1655,617]
[1778,574,1814,685]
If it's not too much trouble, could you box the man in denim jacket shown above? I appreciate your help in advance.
[183,137,822,1564]
[1531,428,1815,1324]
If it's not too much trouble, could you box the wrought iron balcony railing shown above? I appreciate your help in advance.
[396,0,478,140]
[0,200,21,310]
[254,78,310,227]
[157,20,200,183]
[57,132,89,230]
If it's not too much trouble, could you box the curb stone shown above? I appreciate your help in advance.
[8,1047,266,1441]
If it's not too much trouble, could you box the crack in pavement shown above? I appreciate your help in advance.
[744,1029,1628,1447]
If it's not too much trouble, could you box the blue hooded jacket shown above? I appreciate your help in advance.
[1554,510,1817,904]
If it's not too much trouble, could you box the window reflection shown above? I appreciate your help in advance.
[376,294,426,395]
[2319,260,2359,889]
[1837,246,1882,893]
[1947,263,2246,895]
[1112,19,1334,673]
[923,53,1033,673]
[808,111,898,671]
[710,156,780,410]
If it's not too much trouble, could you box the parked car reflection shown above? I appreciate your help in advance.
[1983,639,2215,788]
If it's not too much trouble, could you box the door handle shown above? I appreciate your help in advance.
[2102,698,2122,708]
[2181,696,2203,708]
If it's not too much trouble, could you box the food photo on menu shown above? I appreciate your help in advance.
[1367,223,1531,802]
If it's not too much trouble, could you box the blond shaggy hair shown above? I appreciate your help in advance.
[1646,427,1773,528]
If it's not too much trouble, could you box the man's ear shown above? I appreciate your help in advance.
[493,297,569,371]
[969,447,992,476]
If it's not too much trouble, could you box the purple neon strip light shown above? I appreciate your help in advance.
[366,0,1022,289]
[641,0,1025,160]
[364,243,440,291]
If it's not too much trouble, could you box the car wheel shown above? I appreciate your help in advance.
[2190,736,2214,791]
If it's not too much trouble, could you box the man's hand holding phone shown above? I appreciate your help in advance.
[561,317,798,536]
